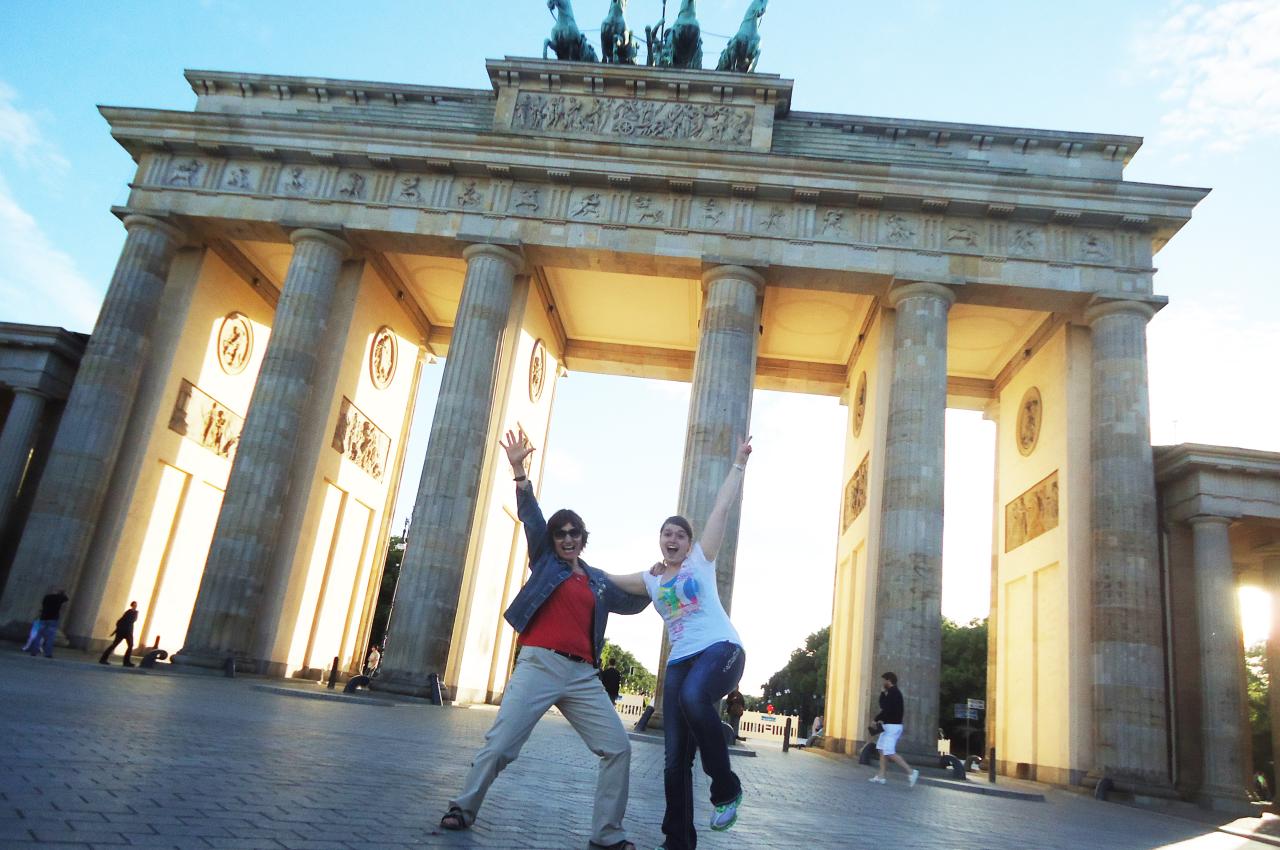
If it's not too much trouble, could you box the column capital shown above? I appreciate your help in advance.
[7,385,48,400]
[1083,297,1157,327]
[462,242,524,271]
[701,264,765,293]
[1187,514,1234,528]
[886,281,956,310]
[122,214,186,244]
[289,227,351,259]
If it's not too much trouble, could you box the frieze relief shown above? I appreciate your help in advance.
[842,453,870,532]
[169,379,243,461]
[510,92,754,148]
[332,397,391,481]
[143,154,1148,268]
[1004,470,1059,552]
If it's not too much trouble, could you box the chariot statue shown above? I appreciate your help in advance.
[601,0,640,64]
[644,0,702,69]
[716,0,767,73]
[544,0,599,63]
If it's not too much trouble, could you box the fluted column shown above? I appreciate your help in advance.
[176,228,351,668]
[1188,515,1251,809]
[0,215,185,639]
[870,280,954,757]
[1085,298,1169,788]
[0,389,47,534]
[378,243,522,697]
[652,264,763,722]
[1266,557,1280,812]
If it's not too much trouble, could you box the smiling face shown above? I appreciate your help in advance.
[659,522,693,566]
[552,521,585,563]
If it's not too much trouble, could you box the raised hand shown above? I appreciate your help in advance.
[735,436,753,467]
[500,428,535,472]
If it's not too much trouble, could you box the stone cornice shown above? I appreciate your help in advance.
[99,106,1208,236]
[1155,443,1280,484]
[186,69,492,106]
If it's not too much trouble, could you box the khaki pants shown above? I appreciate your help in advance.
[450,646,631,847]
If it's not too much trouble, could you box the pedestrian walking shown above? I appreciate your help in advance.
[98,601,138,666]
[438,429,650,850]
[869,672,919,787]
[27,589,68,658]
[725,689,746,742]
[600,663,622,704]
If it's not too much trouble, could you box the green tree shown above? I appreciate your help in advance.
[601,639,657,695]
[938,617,988,757]
[760,626,830,733]
[1247,642,1272,797]
[367,534,405,651]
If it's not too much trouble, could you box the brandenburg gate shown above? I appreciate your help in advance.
[1,52,1248,805]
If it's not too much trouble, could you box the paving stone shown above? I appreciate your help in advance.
[0,650,1273,849]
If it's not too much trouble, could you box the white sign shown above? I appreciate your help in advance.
[967,698,986,710]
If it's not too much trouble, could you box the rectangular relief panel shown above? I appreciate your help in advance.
[169,379,244,461]
[1004,470,1059,552]
[841,453,870,531]
[331,397,391,481]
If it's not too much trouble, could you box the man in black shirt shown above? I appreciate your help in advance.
[869,672,919,787]
[99,601,139,667]
[26,590,68,658]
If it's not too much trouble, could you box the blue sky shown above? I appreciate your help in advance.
[2,1,1277,694]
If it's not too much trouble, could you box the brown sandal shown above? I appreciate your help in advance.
[440,806,468,830]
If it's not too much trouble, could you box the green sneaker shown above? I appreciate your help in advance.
[710,790,743,831]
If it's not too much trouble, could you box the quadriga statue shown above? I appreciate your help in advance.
[544,0,599,62]
[717,0,768,73]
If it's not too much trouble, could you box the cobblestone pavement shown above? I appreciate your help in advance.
[0,650,1269,849]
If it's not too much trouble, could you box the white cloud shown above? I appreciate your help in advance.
[0,81,69,172]
[0,172,101,330]
[1138,1,1280,151]
[0,81,96,329]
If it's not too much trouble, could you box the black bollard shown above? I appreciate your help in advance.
[988,746,997,784]
[224,656,236,678]
[634,705,655,732]
[427,672,443,706]
[328,656,340,690]
[139,649,169,669]
[782,717,792,752]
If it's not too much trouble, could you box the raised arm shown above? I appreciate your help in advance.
[699,437,752,563]
[501,428,545,561]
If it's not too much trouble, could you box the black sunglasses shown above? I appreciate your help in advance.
[551,527,583,541]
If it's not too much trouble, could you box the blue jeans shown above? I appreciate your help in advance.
[28,620,58,657]
[661,640,745,850]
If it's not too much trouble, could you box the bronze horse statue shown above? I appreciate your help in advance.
[717,0,767,72]
[544,0,598,62]
[601,0,640,64]
[645,0,702,69]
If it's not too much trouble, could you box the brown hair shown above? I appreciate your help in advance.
[661,515,694,538]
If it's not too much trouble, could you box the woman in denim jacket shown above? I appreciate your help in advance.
[440,429,650,850]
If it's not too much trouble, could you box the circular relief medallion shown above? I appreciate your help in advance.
[369,326,398,390]
[852,372,868,437]
[529,339,547,403]
[1017,386,1043,457]
[216,312,253,375]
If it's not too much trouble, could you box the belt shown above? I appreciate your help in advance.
[552,649,594,666]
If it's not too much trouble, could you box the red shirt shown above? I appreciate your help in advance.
[518,570,595,661]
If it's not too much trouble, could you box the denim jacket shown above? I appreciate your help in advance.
[503,484,650,665]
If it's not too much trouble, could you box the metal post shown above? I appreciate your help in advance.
[782,716,792,752]
[988,746,997,783]
[328,655,340,690]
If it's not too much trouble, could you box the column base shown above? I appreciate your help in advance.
[1198,786,1258,816]
[1085,771,1180,801]
[370,669,453,703]
[170,649,258,674]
